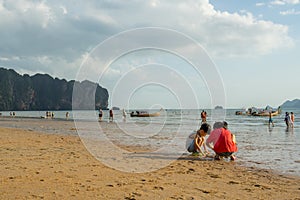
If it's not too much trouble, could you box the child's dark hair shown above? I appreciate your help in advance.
[223,121,228,129]
[200,123,211,133]
[213,121,224,129]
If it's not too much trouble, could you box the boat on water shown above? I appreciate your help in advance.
[252,109,281,117]
[235,111,249,115]
[130,109,162,117]
[236,106,281,117]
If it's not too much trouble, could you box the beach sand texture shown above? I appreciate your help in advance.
[1,127,300,199]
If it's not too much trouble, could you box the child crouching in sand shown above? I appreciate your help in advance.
[213,122,237,161]
[187,123,210,156]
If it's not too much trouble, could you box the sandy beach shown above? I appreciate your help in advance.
[1,126,300,199]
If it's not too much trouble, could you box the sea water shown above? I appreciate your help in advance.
[0,109,299,176]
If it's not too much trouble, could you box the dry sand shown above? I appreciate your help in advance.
[1,127,300,199]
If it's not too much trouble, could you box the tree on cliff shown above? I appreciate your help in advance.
[0,68,108,111]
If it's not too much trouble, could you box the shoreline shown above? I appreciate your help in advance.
[1,126,300,199]
[1,116,300,175]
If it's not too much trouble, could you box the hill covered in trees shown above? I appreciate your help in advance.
[0,68,108,111]
[281,99,300,109]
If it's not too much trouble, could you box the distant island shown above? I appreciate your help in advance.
[0,67,109,111]
[281,99,300,109]
[214,105,223,109]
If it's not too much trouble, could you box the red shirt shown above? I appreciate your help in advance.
[206,128,222,146]
[213,128,237,153]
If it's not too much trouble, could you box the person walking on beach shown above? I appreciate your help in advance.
[200,110,207,123]
[187,123,210,156]
[99,109,103,121]
[291,112,295,128]
[66,112,69,119]
[269,111,274,127]
[109,109,113,122]
[122,109,127,122]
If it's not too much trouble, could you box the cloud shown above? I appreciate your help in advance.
[256,0,299,6]
[0,0,295,78]
[183,7,293,57]
[280,8,300,15]
[271,0,286,5]
[60,6,67,15]
[283,0,300,4]
[271,0,300,5]
[256,2,266,6]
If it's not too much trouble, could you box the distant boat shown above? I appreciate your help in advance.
[235,111,249,115]
[112,106,120,110]
[130,109,162,117]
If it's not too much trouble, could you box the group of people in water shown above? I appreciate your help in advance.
[268,111,295,128]
[98,109,113,122]
[45,111,54,119]
[98,109,127,122]
[284,112,295,128]
[9,112,16,117]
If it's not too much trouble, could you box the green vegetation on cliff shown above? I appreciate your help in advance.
[0,68,108,111]
[281,99,300,109]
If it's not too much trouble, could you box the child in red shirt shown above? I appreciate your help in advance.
[213,122,237,161]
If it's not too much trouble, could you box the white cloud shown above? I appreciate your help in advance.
[0,0,54,28]
[0,53,86,81]
[280,9,300,15]
[0,0,295,78]
[271,0,286,5]
[271,0,300,5]
[60,6,67,15]
[284,0,300,4]
[256,2,266,6]
[173,3,293,57]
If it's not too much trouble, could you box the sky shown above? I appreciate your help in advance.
[0,0,299,109]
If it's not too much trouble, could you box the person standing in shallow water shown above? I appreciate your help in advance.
[291,112,295,128]
[269,111,274,127]
[284,112,291,128]
[109,109,114,122]
[200,110,207,123]
[65,112,69,120]
[122,109,127,122]
[99,109,103,121]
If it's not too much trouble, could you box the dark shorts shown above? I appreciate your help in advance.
[216,152,233,157]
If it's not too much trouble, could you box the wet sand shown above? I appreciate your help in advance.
[1,126,300,199]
